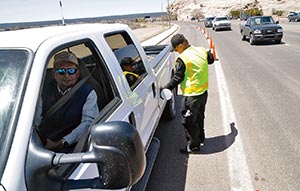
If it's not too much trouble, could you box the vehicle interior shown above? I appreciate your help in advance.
[40,41,120,151]
[34,40,124,177]
[104,31,148,90]
[44,43,115,110]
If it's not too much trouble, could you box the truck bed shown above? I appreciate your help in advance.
[143,44,173,72]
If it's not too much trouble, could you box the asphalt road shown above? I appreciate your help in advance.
[145,21,300,191]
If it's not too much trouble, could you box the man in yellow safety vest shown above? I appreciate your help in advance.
[121,57,139,87]
[164,33,213,154]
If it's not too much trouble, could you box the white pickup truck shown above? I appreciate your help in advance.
[0,23,176,191]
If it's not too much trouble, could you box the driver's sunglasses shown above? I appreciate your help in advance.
[55,68,78,75]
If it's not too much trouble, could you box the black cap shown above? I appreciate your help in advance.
[121,57,134,66]
[170,33,186,51]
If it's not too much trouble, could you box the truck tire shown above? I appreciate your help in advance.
[162,87,177,120]
[274,39,281,44]
[249,34,255,45]
[241,33,246,41]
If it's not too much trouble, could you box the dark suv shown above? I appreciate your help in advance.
[240,16,283,45]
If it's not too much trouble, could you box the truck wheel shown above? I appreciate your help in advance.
[249,34,255,45]
[162,87,177,120]
[274,39,281,44]
[241,33,246,41]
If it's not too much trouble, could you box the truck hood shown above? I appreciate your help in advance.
[214,20,231,24]
[252,24,282,30]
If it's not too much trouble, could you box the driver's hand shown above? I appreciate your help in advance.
[45,139,63,151]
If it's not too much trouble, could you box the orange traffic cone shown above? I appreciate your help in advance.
[209,36,213,49]
[212,43,217,61]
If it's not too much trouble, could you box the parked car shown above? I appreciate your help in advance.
[288,12,300,22]
[212,16,231,31]
[240,16,283,45]
[204,16,215,27]
[287,11,296,17]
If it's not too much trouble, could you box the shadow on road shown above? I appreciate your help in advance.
[199,122,238,154]
[146,96,188,191]
[244,40,285,46]
[146,97,239,190]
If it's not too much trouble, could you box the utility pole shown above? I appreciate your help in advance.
[167,0,171,28]
[240,0,244,19]
[59,0,65,26]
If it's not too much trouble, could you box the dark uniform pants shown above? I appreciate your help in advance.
[181,91,208,148]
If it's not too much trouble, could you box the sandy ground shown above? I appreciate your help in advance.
[132,23,169,43]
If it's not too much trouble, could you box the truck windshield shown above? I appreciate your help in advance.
[0,49,30,176]
[215,17,228,21]
[252,17,275,25]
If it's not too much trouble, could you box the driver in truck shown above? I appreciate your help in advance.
[36,51,99,152]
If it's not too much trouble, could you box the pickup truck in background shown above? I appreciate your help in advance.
[240,16,283,45]
[212,16,231,31]
[287,12,300,22]
[0,23,176,191]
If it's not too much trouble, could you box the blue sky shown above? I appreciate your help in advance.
[0,0,172,23]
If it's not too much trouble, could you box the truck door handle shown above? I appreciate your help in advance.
[151,83,156,98]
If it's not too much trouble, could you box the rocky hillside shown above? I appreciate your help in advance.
[169,0,300,21]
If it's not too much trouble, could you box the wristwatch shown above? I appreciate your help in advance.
[62,139,69,147]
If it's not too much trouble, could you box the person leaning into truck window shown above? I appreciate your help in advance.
[121,57,139,87]
[163,33,213,154]
[36,51,99,152]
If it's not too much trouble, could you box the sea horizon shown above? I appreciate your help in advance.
[0,12,167,30]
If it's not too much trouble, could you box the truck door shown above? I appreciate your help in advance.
[245,18,252,36]
[104,31,160,148]
[28,38,128,190]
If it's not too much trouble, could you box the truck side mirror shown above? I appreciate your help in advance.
[160,88,173,100]
[89,121,146,189]
[26,121,146,191]
[276,21,279,24]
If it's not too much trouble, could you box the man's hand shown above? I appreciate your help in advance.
[45,139,63,151]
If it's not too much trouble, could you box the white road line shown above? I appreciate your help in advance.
[214,59,254,191]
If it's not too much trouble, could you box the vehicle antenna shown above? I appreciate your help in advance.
[59,0,66,26]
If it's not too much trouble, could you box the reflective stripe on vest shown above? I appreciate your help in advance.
[178,46,208,96]
[123,71,139,78]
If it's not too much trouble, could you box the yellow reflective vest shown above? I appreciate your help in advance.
[177,46,208,96]
[123,71,139,78]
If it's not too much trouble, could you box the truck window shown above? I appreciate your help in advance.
[261,17,272,24]
[0,49,30,177]
[251,19,257,25]
[104,31,148,90]
[36,40,120,156]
